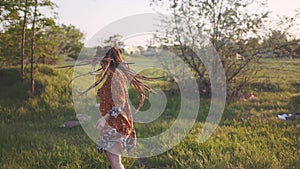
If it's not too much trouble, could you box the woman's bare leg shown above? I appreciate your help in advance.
[105,151,124,169]
[105,143,124,169]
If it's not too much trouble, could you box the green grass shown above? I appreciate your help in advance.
[0,58,300,168]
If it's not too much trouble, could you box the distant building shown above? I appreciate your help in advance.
[142,46,157,57]
[122,46,141,55]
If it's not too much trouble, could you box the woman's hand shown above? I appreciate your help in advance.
[95,117,106,131]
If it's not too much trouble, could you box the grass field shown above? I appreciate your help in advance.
[0,58,299,169]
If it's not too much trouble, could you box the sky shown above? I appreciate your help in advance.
[51,0,156,43]
[51,0,300,44]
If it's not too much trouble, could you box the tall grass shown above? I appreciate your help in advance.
[0,58,300,168]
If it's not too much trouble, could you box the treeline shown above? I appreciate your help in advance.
[261,30,300,58]
[0,0,84,95]
[0,0,84,67]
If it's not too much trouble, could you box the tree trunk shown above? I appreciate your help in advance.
[21,0,28,82]
[30,0,38,95]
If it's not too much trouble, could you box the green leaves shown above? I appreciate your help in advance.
[151,0,272,97]
[0,0,84,65]
[103,34,124,47]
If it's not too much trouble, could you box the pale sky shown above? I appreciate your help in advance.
[51,0,300,43]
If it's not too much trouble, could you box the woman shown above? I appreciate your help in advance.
[84,47,155,169]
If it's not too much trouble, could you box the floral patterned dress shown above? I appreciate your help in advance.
[97,69,136,153]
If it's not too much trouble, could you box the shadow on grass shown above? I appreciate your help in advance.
[292,82,300,93]
[0,68,29,101]
[287,95,300,113]
[249,82,283,92]
[0,67,47,102]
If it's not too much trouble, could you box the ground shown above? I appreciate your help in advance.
[0,58,299,168]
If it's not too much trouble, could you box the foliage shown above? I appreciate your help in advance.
[103,34,125,47]
[0,0,57,29]
[0,24,26,65]
[0,21,84,65]
[0,0,84,66]
[59,24,84,60]
[34,22,84,63]
[261,30,300,58]
[151,0,272,97]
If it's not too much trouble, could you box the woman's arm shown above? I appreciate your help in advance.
[95,106,122,130]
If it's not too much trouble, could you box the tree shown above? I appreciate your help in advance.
[151,0,270,97]
[21,0,29,82]
[261,10,300,59]
[0,0,21,27]
[30,0,38,95]
[0,25,24,65]
[103,34,124,47]
[262,30,289,57]
[33,22,84,63]
[0,20,84,65]
[0,0,57,80]
[0,0,84,66]
[59,24,84,60]
[262,30,300,58]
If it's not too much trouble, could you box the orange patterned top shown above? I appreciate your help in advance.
[97,68,136,142]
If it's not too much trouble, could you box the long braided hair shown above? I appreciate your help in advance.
[82,47,156,112]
